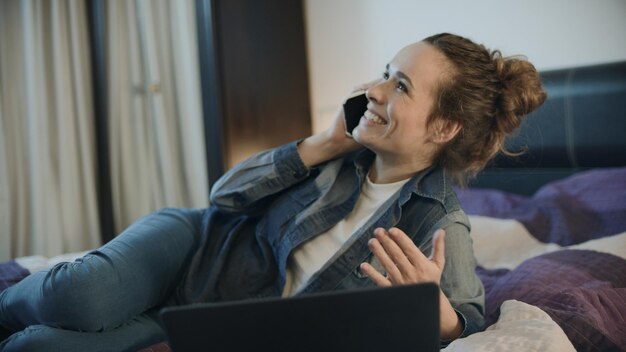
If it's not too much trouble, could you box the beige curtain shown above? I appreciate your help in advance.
[107,0,209,232]
[0,0,209,261]
[0,0,101,261]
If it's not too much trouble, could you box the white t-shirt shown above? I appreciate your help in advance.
[282,174,410,297]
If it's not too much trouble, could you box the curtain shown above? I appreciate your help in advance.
[0,0,209,261]
[0,0,101,261]
[107,0,209,232]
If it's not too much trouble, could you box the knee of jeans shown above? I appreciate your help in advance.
[36,264,121,332]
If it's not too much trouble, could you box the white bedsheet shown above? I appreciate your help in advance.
[469,215,626,269]
[15,251,89,273]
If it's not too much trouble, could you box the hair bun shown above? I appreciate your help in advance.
[493,53,547,122]
[423,33,548,183]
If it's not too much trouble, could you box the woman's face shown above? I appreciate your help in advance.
[352,42,451,164]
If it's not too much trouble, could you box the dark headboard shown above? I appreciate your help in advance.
[469,61,626,195]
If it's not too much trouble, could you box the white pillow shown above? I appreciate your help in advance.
[443,300,575,352]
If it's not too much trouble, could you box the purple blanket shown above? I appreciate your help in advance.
[0,260,30,292]
[458,168,626,352]
[456,167,626,245]
[477,250,626,351]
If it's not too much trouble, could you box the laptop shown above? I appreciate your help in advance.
[160,283,440,352]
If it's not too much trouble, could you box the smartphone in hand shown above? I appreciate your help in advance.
[342,91,368,138]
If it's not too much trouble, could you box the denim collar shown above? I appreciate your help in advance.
[352,149,449,208]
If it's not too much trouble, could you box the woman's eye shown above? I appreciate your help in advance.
[382,71,407,93]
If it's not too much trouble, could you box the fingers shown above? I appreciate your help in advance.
[359,262,392,288]
[362,227,447,286]
[430,229,446,268]
[368,229,403,281]
[387,227,427,266]
[372,227,429,278]
[367,227,427,283]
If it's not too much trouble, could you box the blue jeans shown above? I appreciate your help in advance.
[0,208,203,352]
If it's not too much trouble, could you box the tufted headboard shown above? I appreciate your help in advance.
[469,61,626,195]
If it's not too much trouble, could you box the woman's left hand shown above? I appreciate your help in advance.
[361,227,463,340]
[360,227,445,287]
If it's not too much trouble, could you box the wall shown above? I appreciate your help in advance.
[304,0,626,132]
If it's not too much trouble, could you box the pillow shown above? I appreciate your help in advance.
[443,300,575,352]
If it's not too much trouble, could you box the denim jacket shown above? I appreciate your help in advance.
[176,140,485,342]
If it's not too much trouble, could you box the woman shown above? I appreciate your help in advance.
[0,33,546,351]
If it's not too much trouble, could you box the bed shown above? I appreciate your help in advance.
[1,61,625,351]
[446,60,626,352]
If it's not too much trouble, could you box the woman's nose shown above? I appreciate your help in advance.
[366,80,386,105]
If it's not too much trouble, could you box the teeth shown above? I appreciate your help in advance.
[364,110,387,125]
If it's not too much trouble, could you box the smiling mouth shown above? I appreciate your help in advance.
[364,110,387,125]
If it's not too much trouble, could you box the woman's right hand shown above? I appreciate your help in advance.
[297,82,377,168]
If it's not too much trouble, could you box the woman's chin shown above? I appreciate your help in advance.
[351,128,365,144]
[352,129,375,151]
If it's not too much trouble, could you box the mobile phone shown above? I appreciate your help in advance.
[342,91,368,138]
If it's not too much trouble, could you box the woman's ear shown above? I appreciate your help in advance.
[432,120,461,144]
